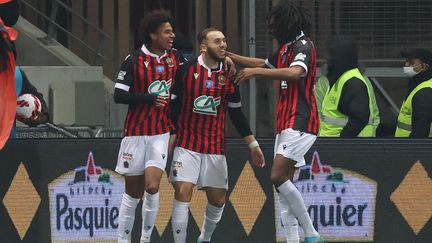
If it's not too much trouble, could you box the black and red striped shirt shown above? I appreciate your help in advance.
[115,44,185,136]
[172,55,241,155]
[265,34,319,134]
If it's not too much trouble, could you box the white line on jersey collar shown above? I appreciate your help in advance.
[197,54,223,78]
[141,44,168,63]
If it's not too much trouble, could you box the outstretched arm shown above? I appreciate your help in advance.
[226,51,266,68]
[235,66,305,84]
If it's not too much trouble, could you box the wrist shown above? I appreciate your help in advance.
[248,140,259,149]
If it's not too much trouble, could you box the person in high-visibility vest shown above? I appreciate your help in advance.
[395,48,432,138]
[319,36,380,137]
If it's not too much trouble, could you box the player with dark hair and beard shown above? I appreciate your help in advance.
[169,27,265,243]
[113,9,186,243]
[227,1,324,243]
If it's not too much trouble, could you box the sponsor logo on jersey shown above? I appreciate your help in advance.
[148,79,172,98]
[156,65,165,74]
[117,71,126,81]
[294,52,306,62]
[206,80,214,88]
[193,95,221,115]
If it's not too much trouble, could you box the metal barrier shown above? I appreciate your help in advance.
[16,125,123,138]
[20,0,111,65]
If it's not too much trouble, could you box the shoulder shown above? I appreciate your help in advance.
[413,87,432,101]
[345,77,367,89]
[177,59,198,75]
[293,37,314,50]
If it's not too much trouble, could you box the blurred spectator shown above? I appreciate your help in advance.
[395,48,432,138]
[173,30,194,60]
[319,36,379,137]
[0,0,19,27]
[314,64,329,117]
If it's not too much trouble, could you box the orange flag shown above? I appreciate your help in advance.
[0,18,16,150]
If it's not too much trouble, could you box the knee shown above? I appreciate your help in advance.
[145,183,160,194]
[174,184,194,202]
[270,172,284,187]
[210,200,225,208]
[208,196,226,208]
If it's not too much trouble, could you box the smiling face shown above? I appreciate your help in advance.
[150,22,175,52]
[200,30,227,62]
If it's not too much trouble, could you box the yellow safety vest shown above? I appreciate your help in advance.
[319,68,380,137]
[395,79,432,137]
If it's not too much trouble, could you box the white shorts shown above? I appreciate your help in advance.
[115,133,169,176]
[169,147,228,190]
[274,128,316,167]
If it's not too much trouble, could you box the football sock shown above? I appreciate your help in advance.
[172,199,190,243]
[277,180,319,238]
[141,191,160,242]
[198,203,225,241]
[118,193,140,242]
[279,193,300,243]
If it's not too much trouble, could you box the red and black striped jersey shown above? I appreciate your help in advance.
[266,34,319,134]
[172,55,241,155]
[115,44,185,136]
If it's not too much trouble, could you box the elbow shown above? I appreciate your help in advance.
[113,90,126,104]
[113,93,121,103]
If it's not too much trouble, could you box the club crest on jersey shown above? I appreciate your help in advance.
[166,57,174,67]
[156,65,165,74]
[218,75,226,85]
[194,73,199,79]
[193,95,221,115]
[148,79,172,98]
[206,80,214,88]
[281,80,288,89]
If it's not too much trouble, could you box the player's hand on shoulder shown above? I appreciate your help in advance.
[250,146,265,168]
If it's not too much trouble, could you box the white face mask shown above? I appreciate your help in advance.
[403,66,420,77]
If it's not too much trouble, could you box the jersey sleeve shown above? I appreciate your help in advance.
[227,85,242,108]
[172,62,187,99]
[114,55,133,92]
[174,49,188,65]
[290,40,313,76]
[265,51,279,69]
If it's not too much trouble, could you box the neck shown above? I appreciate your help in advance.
[202,54,220,69]
[148,43,165,56]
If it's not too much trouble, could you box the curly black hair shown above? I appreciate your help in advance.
[139,9,173,45]
[268,1,311,45]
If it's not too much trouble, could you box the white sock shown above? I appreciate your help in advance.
[141,191,160,242]
[118,193,140,242]
[198,203,225,241]
[279,193,299,243]
[171,199,190,243]
[277,180,319,237]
